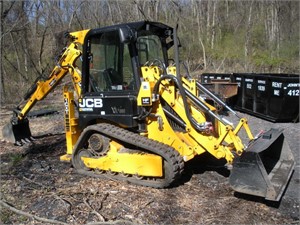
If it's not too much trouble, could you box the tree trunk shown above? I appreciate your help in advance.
[206,1,210,44]
[0,0,4,103]
[244,1,253,70]
[197,1,206,70]
[211,1,217,49]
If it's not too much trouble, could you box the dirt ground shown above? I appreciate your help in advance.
[0,90,299,224]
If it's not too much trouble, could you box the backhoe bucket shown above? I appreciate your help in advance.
[229,128,294,201]
[2,119,32,145]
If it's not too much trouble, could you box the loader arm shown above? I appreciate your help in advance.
[139,66,251,163]
[139,64,294,201]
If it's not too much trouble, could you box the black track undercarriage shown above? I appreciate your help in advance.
[72,123,185,188]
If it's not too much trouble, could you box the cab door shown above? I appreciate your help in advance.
[80,29,139,128]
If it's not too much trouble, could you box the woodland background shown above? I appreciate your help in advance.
[0,0,299,104]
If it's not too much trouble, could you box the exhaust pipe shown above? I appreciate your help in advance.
[2,118,32,146]
[229,128,294,201]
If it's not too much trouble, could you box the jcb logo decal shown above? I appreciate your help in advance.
[79,98,103,108]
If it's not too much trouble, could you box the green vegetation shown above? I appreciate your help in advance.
[8,153,24,166]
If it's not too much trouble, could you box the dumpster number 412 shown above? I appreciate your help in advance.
[287,89,299,96]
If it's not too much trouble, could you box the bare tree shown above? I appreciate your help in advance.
[244,1,254,71]
[1,0,299,104]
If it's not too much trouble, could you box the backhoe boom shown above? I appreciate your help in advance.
[3,30,89,144]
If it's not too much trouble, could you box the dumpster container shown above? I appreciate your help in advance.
[268,74,299,122]
[255,76,268,115]
[200,81,238,100]
[232,73,299,122]
[200,73,233,83]
[231,75,243,108]
[244,75,255,111]
[199,73,237,109]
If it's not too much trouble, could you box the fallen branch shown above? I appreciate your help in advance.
[0,198,68,225]
[83,198,105,222]
[85,220,134,225]
[0,197,134,225]
[22,176,51,190]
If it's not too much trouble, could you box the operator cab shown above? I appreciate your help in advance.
[79,21,174,129]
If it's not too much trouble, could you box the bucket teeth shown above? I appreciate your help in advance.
[21,138,32,145]
[24,138,32,143]
[14,137,33,146]
[15,141,22,146]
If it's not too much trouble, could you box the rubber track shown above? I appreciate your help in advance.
[72,123,185,188]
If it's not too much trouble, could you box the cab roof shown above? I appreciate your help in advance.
[88,21,173,39]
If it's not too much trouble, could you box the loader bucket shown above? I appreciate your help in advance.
[2,119,32,145]
[229,128,294,201]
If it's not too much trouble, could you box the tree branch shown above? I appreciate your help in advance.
[0,198,68,225]
[0,195,134,225]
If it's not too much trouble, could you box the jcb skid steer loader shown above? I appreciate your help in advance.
[2,21,294,201]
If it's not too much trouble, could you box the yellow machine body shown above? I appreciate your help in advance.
[3,21,294,201]
[81,141,163,177]
[139,66,252,163]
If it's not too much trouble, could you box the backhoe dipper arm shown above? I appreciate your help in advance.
[14,30,89,121]
[2,30,89,145]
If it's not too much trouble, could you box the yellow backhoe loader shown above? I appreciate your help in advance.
[2,21,294,201]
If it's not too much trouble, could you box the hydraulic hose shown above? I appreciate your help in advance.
[184,89,230,126]
[153,75,217,132]
[196,81,240,118]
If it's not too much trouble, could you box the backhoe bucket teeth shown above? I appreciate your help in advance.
[229,128,294,201]
[2,119,32,145]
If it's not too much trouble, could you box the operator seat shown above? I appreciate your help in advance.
[103,68,123,90]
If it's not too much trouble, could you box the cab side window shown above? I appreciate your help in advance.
[137,35,164,65]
